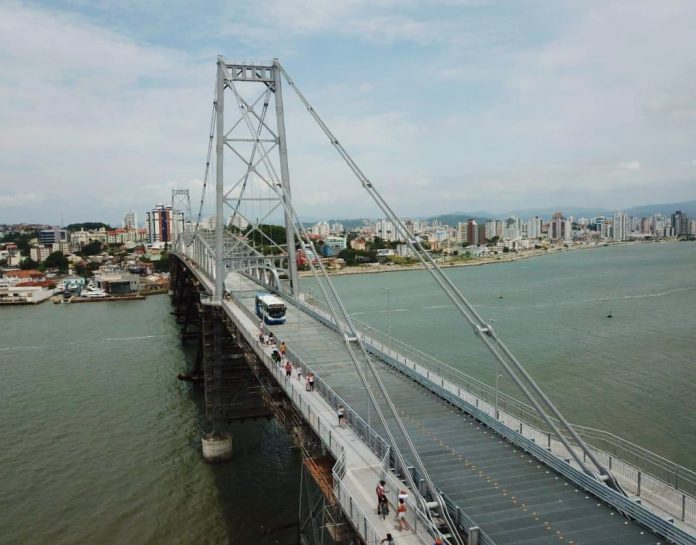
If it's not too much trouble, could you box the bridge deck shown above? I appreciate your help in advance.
[228,273,661,545]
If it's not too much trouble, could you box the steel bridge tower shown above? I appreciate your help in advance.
[212,57,299,303]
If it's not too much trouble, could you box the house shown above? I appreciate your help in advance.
[2,269,46,285]
[95,272,140,295]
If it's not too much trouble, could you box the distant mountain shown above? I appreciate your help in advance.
[427,213,493,225]
[496,207,611,220]
[320,218,374,229]
[310,200,696,227]
[623,200,696,218]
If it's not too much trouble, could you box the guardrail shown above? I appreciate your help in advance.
[300,293,696,537]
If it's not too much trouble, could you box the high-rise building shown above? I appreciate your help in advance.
[671,210,690,236]
[527,217,542,239]
[504,217,520,240]
[311,221,330,237]
[376,219,398,241]
[477,224,487,245]
[549,213,564,241]
[612,212,630,241]
[229,213,249,231]
[123,210,138,230]
[38,229,68,245]
[466,219,478,246]
[484,220,498,240]
[146,204,183,243]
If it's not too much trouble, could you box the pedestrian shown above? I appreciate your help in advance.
[297,366,303,382]
[271,349,281,365]
[376,480,386,512]
[279,341,287,359]
[285,360,292,378]
[268,332,275,345]
[337,405,346,427]
[433,537,443,545]
[258,331,264,344]
[396,498,408,531]
[398,489,409,503]
[378,494,389,519]
[380,533,395,545]
[307,372,315,391]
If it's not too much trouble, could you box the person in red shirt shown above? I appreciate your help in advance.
[376,480,386,512]
[396,498,409,531]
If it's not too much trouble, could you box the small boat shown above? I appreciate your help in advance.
[82,287,107,298]
[607,311,613,318]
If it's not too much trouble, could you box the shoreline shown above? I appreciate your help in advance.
[299,239,679,278]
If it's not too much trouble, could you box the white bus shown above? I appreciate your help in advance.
[255,292,287,325]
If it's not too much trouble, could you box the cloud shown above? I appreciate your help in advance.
[0,3,212,222]
[0,1,695,224]
[0,192,44,207]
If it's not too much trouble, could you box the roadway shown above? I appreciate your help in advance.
[225,272,662,545]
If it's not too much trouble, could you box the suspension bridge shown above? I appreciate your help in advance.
[169,57,696,545]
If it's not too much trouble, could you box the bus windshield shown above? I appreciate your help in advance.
[267,305,285,318]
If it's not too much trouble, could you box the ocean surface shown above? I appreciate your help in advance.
[0,241,694,544]
[0,296,302,545]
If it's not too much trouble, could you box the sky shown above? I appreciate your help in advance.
[0,0,695,225]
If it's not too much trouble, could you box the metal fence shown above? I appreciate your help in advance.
[300,294,696,532]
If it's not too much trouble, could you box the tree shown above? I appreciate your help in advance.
[67,222,111,231]
[242,224,287,248]
[20,258,39,270]
[80,240,103,256]
[367,237,387,251]
[2,231,36,256]
[154,252,170,273]
[44,251,69,273]
[338,248,357,266]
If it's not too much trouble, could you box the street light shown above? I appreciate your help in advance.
[495,367,506,421]
[382,287,391,354]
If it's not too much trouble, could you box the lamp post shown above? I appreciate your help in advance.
[495,364,505,421]
[495,366,500,420]
[382,287,391,354]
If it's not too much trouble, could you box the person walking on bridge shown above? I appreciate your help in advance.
[396,498,409,531]
[279,341,287,360]
[337,405,346,427]
[285,360,292,378]
[380,533,395,545]
[376,480,386,513]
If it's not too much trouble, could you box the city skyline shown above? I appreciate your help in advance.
[3,196,696,230]
[1,2,696,223]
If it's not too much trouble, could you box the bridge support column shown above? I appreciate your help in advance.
[201,432,233,463]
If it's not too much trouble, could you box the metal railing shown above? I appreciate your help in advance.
[301,293,696,531]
